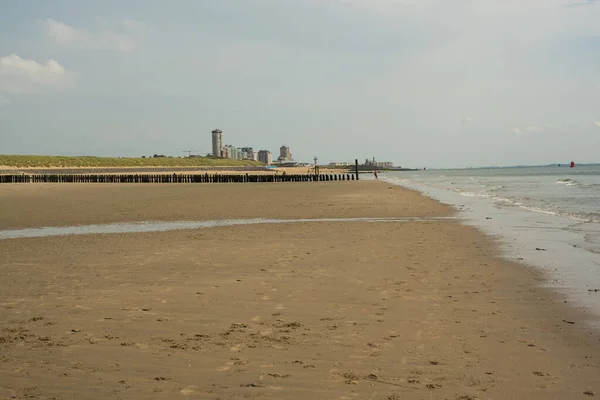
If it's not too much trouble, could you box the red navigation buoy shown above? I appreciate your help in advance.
[570,161,575,168]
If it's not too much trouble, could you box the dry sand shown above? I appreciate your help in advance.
[0,182,599,399]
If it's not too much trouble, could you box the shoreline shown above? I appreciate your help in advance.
[1,181,599,398]
[382,173,600,330]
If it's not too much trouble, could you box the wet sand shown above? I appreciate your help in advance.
[0,182,599,399]
[0,182,442,230]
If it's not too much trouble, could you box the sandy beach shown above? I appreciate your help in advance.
[0,181,599,399]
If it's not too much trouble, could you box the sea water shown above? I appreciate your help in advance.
[383,165,600,323]
[0,217,457,240]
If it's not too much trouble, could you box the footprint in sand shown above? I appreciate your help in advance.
[217,364,232,372]
[180,386,196,395]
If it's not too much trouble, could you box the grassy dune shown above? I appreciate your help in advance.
[0,155,264,168]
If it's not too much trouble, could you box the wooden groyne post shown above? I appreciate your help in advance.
[355,159,359,181]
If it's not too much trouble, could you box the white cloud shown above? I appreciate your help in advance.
[524,126,543,133]
[594,121,600,127]
[44,18,142,52]
[0,95,9,106]
[513,126,544,134]
[0,54,75,94]
[462,116,476,123]
[44,19,79,43]
[512,124,561,134]
[122,19,144,35]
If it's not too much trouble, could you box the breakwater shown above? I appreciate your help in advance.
[0,173,357,184]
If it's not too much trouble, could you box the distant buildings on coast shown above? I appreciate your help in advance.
[363,157,394,168]
[141,133,395,167]
[156,129,393,168]
[209,129,294,165]
[328,158,395,168]
[211,129,223,157]
[279,146,292,163]
[257,150,272,165]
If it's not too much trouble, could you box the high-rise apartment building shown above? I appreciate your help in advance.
[223,145,239,160]
[211,129,223,157]
[240,147,254,160]
[221,146,230,159]
[279,146,292,162]
[257,150,272,165]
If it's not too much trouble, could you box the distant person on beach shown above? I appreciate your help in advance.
[374,170,378,179]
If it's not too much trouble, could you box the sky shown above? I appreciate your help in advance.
[0,0,599,168]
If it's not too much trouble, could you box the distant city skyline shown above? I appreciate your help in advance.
[209,128,291,164]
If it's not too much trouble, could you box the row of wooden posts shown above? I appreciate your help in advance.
[0,173,358,184]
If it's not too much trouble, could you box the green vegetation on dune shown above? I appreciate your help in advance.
[0,155,264,168]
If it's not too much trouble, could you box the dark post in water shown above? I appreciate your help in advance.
[355,159,359,181]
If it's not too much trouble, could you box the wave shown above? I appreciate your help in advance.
[556,179,600,189]
[458,191,494,199]
[573,212,600,223]
[502,200,600,223]
[385,175,600,224]
[557,178,578,186]
[579,182,600,189]
[459,191,600,223]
